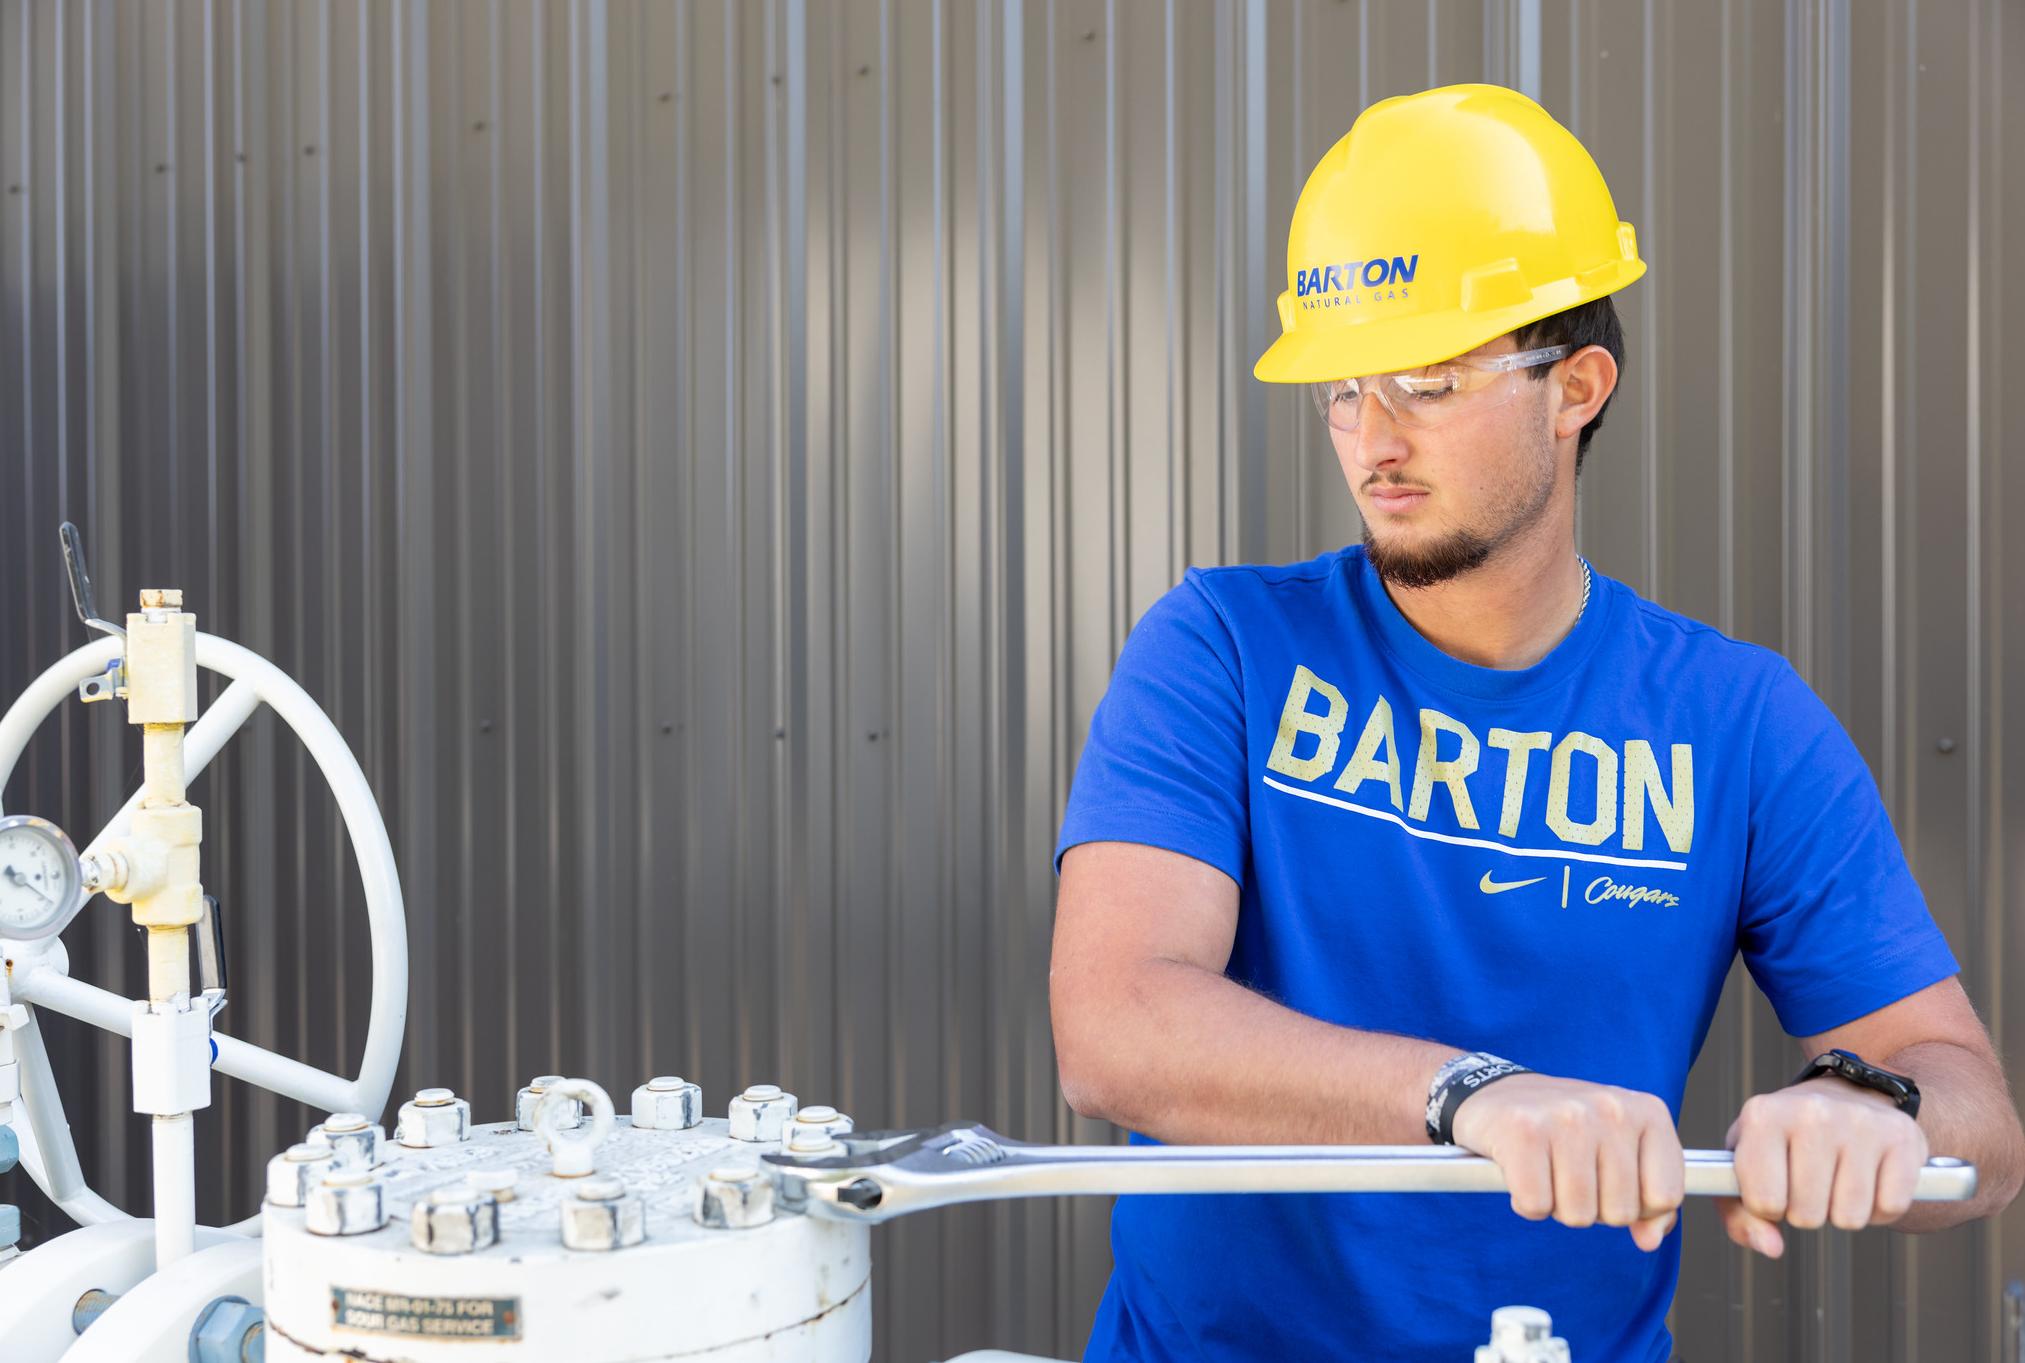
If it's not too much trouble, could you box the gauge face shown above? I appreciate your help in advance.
[0,815,85,940]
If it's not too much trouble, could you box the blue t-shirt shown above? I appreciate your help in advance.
[1053,545,1958,1363]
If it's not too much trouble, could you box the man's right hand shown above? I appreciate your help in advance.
[1449,1072,1685,1251]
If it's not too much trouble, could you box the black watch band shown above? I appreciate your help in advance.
[1789,1048,1920,1119]
[1425,1051,1531,1145]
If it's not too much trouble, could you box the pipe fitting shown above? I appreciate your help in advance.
[728,1084,797,1142]
[695,1166,775,1229]
[559,1177,645,1251]
[265,1143,338,1208]
[410,1184,500,1255]
[516,1075,581,1132]
[397,1087,472,1148]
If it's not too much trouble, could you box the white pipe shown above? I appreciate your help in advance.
[151,1113,196,1269]
[12,966,357,1113]
[7,1007,124,1224]
[0,632,408,1231]
[81,677,262,858]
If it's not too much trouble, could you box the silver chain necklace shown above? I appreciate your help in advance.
[1576,557,1593,622]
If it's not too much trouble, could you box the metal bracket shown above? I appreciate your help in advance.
[60,522,125,641]
[764,1121,1981,1226]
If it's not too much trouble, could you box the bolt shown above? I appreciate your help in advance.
[189,1296,264,1363]
[307,1114,383,1169]
[728,1084,798,1142]
[518,1075,582,1132]
[398,1088,472,1148]
[1937,737,1956,754]
[266,1142,338,1208]
[695,1166,774,1229]
[304,144,316,156]
[658,91,673,103]
[837,1177,883,1210]
[786,1104,854,1144]
[305,1168,385,1236]
[632,1075,703,1131]
[559,1177,646,1250]
[410,1183,500,1255]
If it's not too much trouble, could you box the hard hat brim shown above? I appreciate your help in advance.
[1252,260,1645,385]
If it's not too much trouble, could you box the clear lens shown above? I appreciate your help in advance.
[1310,346,1569,434]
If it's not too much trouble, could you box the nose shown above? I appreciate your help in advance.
[1346,390,1411,474]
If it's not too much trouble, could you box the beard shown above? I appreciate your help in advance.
[1361,521,1496,588]
[1359,417,1560,590]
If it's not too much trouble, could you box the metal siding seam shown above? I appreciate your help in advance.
[1641,0,1658,598]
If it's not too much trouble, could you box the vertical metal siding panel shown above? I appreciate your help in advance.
[4,4,2022,1360]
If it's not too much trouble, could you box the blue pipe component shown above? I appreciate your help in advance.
[0,1122,18,1173]
[0,1203,18,1252]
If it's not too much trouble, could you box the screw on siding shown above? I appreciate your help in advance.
[658,91,673,103]
[5,185,19,195]
[479,720,494,733]
[857,64,870,76]
[473,120,487,132]
[773,727,785,740]
[867,731,880,742]
[304,144,317,156]
[234,152,246,163]
[155,163,168,174]
[1936,737,1956,754]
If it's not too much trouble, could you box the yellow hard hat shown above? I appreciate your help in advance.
[1253,83,1644,384]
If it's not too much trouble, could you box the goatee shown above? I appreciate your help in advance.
[1362,524,1495,589]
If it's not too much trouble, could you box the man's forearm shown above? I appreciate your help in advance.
[1875,1039,2025,1231]
[1055,956,1457,1145]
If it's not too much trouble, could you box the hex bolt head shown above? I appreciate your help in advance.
[306,1114,383,1169]
[189,1296,265,1363]
[305,1169,386,1236]
[265,1142,338,1208]
[631,1075,703,1131]
[695,1166,776,1229]
[398,1088,473,1148]
[785,1104,854,1144]
[727,1084,798,1142]
[559,1177,646,1250]
[517,1075,582,1132]
[410,1183,500,1255]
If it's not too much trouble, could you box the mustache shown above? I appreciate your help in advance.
[1361,477,1432,494]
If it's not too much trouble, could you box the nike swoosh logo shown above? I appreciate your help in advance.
[1479,871,1548,895]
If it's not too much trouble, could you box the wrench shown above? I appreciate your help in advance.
[763,1121,1977,1225]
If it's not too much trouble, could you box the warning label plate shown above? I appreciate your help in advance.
[331,1287,522,1340]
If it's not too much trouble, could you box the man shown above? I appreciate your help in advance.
[1049,83,2023,1362]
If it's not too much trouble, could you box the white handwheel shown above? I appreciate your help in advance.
[0,633,408,1236]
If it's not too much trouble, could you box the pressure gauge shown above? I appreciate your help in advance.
[0,815,86,940]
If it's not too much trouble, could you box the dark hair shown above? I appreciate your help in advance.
[1510,294,1625,472]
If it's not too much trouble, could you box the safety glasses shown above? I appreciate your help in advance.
[1309,345,1571,433]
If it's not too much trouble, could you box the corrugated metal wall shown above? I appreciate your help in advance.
[1,1,2020,1359]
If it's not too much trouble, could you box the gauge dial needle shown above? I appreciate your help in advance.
[2,864,56,906]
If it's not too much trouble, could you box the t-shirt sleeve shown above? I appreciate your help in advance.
[1737,658,1959,1037]
[1053,571,1250,884]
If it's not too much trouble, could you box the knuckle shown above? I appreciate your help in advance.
[1786,1205,1825,1230]
[1830,1206,1869,1232]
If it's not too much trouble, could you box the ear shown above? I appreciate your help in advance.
[1552,344,1618,442]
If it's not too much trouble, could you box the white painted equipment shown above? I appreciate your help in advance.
[0,525,408,1359]
[260,1076,870,1361]
[0,529,1980,1363]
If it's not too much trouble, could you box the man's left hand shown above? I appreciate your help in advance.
[1718,1078,1927,1258]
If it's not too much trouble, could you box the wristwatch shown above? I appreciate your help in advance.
[1789,1048,1920,1119]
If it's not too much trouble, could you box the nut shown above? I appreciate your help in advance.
[306,1113,383,1169]
[727,1084,797,1142]
[398,1088,472,1148]
[189,1296,264,1363]
[695,1166,775,1229]
[559,1177,646,1250]
[785,1104,853,1144]
[517,1075,581,1132]
[265,1143,338,1207]
[630,1075,703,1131]
[410,1184,499,1255]
[784,1128,846,1160]
[305,1169,386,1236]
